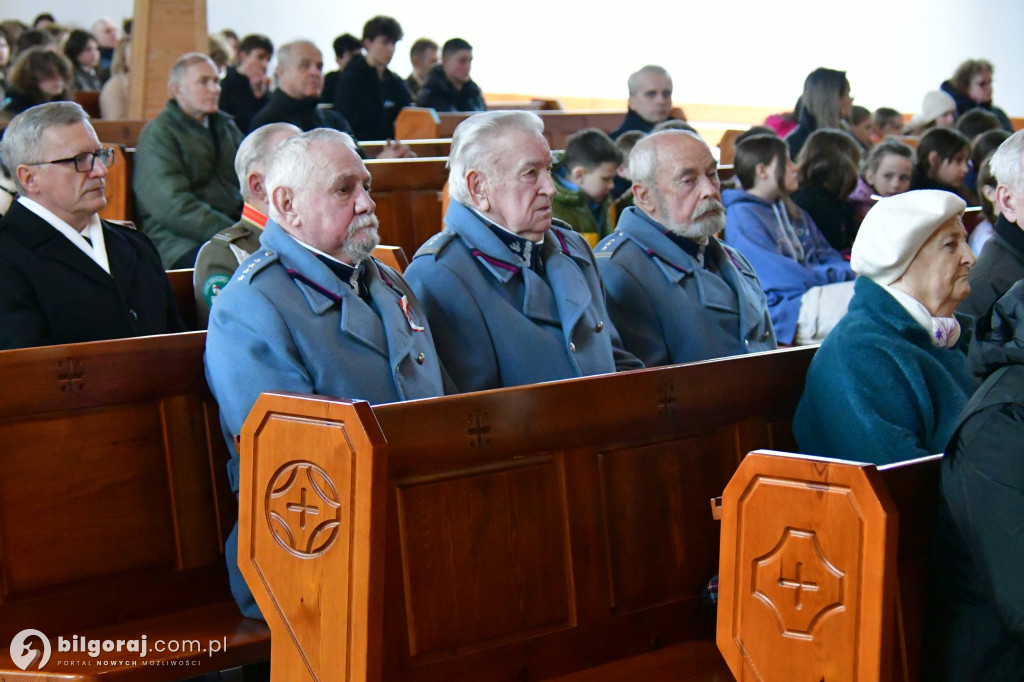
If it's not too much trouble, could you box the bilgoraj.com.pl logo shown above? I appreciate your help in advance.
[9,629,226,670]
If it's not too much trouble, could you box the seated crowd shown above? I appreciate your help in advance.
[3,11,1024,679]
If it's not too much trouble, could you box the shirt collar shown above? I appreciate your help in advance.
[467,206,545,274]
[17,196,110,274]
[241,202,268,229]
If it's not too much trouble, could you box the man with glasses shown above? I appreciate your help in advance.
[0,101,184,349]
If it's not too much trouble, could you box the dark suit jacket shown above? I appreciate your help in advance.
[0,201,185,349]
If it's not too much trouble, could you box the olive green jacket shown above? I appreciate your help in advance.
[133,100,244,267]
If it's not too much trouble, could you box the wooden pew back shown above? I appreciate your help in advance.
[366,157,448,259]
[0,332,270,675]
[91,118,149,148]
[717,450,940,682]
[240,346,816,681]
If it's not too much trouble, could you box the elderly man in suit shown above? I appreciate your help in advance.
[594,130,776,365]
[204,127,445,619]
[403,110,642,393]
[0,101,183,349]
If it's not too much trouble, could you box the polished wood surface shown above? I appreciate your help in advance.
[366,157,448,259]
[0,332,270,679]
[240,346,817,681]
[98,143,133,223]
[91,119,149,148]
[395,107,687,151]
[717,451,941,681]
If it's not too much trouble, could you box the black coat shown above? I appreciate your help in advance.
[415,64,485,113]
[941,80,1014,133]
[331,55,411,141]
[248,89,366,158]
[218,67,269,134]
[925,279,1024,681]
[0,201,184,349]
[791,183,856,252]
[959,215,1024,324]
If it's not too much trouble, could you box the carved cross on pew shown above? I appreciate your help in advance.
[778,561,818,610]
[467,410,491,450]
[657,382,676,417]
[58,358,85,394]
[286,488,320,530]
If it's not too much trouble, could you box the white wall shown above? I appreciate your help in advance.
[8,0,1024,117]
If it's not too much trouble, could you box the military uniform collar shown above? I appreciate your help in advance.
[240,202,268,229]
[447,200,586,282]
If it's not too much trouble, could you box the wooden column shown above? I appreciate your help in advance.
[129,0,207,119]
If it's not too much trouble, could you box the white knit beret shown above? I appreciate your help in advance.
[850,190,967,285]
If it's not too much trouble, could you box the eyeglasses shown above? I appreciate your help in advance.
[27,147,116,173]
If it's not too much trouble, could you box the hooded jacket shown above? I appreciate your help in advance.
[926,279,1024,681]
[722,188,854,344]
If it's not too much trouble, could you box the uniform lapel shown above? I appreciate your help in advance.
[8,203,116,290]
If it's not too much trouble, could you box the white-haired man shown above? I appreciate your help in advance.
[594,130,775,365]
[960,129,1024,323]
[204,128,445,619]
[133,52,244,268]
[193,122,300,326]
[0,102,183,349]
[404,110,642,393]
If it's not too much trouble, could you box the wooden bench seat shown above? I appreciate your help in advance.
[0,332,270,679]
[238,346,817,681]
[716,450,941,681]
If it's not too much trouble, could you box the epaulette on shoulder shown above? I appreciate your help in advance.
[233,248,279,285]
[593,231,628,258]
[212,224,255,244]
[413,230,456,259]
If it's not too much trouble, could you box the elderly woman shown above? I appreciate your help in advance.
[793,189,976,465]
[924,279,1024,680]
[940,59,1013,133]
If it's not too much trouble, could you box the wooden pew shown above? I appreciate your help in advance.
[716,450,941,681]
[395,108,686,152]
[238,346,817,681]
[363,138,452,158]
[365,157,448,259]
[0,332,271,679]
[97,143,133,223]
[91,118,149,148]
[167,267,198,331]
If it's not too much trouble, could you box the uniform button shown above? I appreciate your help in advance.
[761,330,771,341]
[129,309,138,320]
[744,339,750,347]
[595,321,604,332]
[416,353,425,365]
[569,342,577,352]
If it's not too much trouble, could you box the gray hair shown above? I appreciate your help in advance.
[167,52,215,94]
[627,65,672,97]
[265,128,360,223]
[235,122,302,200]
[447,110,545,204]
[629,129,705,187]
[275,40,319,72]
[989,129,1024,194]
[1,101,90,193]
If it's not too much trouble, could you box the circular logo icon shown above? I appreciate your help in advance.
[266,461,342,558]
[10,629,51,670]
[202,274,231,308]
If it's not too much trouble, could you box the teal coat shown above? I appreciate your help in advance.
[133,100,244,267]
[794,277,974,465]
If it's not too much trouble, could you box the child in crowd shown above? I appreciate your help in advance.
[847,139,915,225]
[551,128,623,245]
[968,156,999,255]
[963,128,1010,198]
[957,108,1002,143]
[849,105,873,152]
[905,90,957,136]
[792,128,862,252]
[607,130,645,229]
[872,107,904,143]
[723,134,855,344]
[911,127,973,203]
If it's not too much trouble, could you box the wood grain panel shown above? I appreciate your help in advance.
[0,403,176,594]
[599,432,738,613]
[396,458,573,657]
